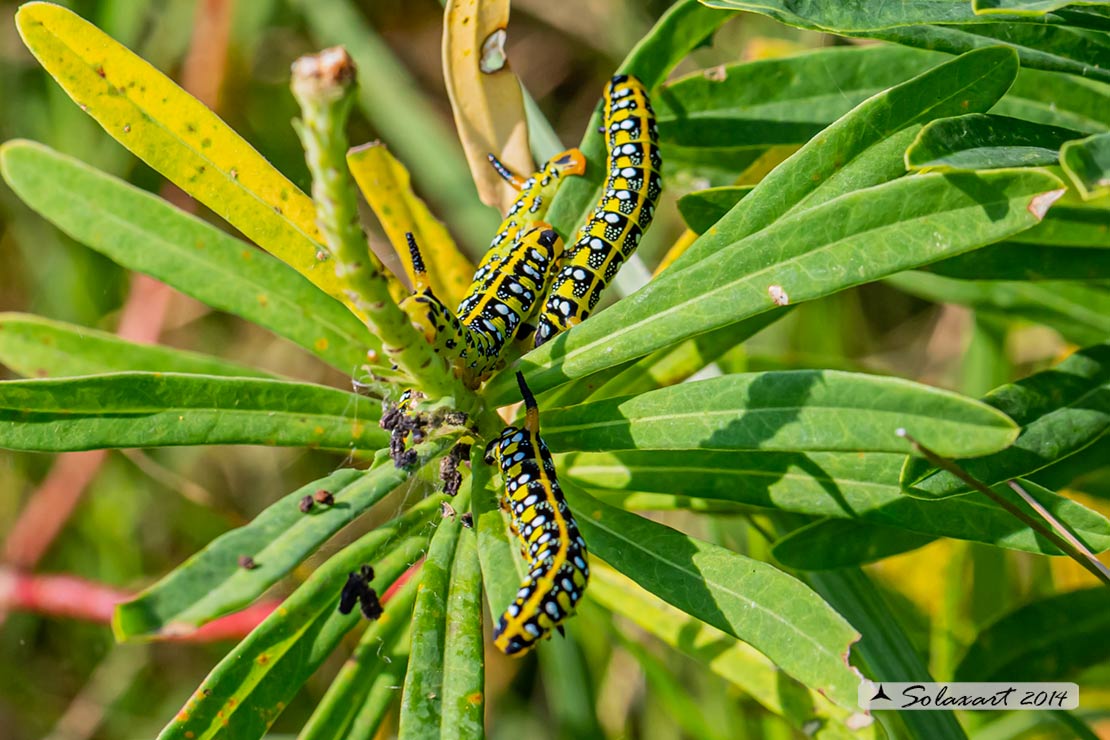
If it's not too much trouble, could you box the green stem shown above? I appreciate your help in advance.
[291,47,463,402]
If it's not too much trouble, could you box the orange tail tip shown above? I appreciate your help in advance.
[552,148,587,177]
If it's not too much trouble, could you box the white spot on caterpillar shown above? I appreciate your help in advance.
[768,285,789,306]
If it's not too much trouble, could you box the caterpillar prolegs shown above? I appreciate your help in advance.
[485,372,589,656]
[534,75,662,347]
[399,227,561,383]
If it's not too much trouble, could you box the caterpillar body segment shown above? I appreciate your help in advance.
[534,75,662,347]
[457,225,563,360]
[398,233,494,376]
[400,229,560,384]
[486,372,589,656]
[462,149,586,298]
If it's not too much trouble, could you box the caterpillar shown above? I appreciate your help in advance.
[484,371,589,656]
[461,149,586,303]
[400,229,560,384]
[534,74,662,347]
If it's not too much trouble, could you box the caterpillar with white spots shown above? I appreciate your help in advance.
[400,229,560,385]
[461,149,585,305]
[534,74,662,347]
[484,372,589,656]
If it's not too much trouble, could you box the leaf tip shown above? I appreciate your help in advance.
[1027,188,1065,221]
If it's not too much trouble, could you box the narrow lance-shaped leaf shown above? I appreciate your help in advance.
[298,579,418,740]
[0,313,270,380]
[996,66,1110,133]
[158,495,443,740]
[488,168,1063,403]
[561,479,864,713]
[470,426,526,623]
[442,0,532,212]
[398,516,463,739]
[588,564,874,737]
[1060,132,1110,199]
[15,3,348,301]
[654,45,940,150]
[0,140,379,374]
[537,371,1016,460]
[347,143,475,307]
[857,22,1110,85]
[115,445,449,639]
[439,529,485,740]
[545,0,736,238]
[669,46,1020,273]
[676,186,752,235]
[904,342,1110,498]
[563,450,1110,556]
[0,373,387,452]
[906,114,1084,170]
[887,271,1110,346]
[954,586,1110,682]
[697,0,1034,29]
[773,519,939,570]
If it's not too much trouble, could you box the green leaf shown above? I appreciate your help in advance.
[667,47,1021,273]
[954,587,1110,681]
[0,373,387,452]
[926,242,1110,280]
[886,271,1110,345]
[398,517,462,740]
[440,531,485,740]
[859,23,1110,84]
[906,114,1083,170]
[561,480,863,712]
[587,565,872,737]
[298,580,416,740]
[546,310,787,408]
[772,519,935,569]
[493,168,1062,404]
[676,186,752,234]
[157,495,441,740]
[1009,204,1110,246]
[564,451,1110,556]
[1061,132,1110,199]
[973,0,1109,15]
[803,567,967,740]
[545,0,736,239]
[115,448,446,639]
[655,46,939,149]
[539,371,1017,458]
[997,67,1110,132]
[0,313,269,380]
[0,140,377,373]
[469,438,525,627]
[903,342,1110,497]
[14,4,354,304]
[698,0,1029,29]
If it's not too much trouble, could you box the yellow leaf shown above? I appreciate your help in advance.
[443,0,532,212]
[348,143,476,308]
[15,3,344,303]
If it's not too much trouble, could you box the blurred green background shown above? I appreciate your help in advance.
[0,1,1105,739]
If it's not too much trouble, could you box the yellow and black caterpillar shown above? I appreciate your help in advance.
[534,74,662,347]
[462,149,584,301]
[400,228,560,383]
[484,372,589,656]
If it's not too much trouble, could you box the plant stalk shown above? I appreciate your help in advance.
[291,47,463,402]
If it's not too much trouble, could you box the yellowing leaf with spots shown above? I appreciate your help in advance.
[15,3,344,304]
[443,0,532,212]
[348,142,475,308]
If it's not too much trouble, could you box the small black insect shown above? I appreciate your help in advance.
[338,564,381,620]
[298,495,314,513]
